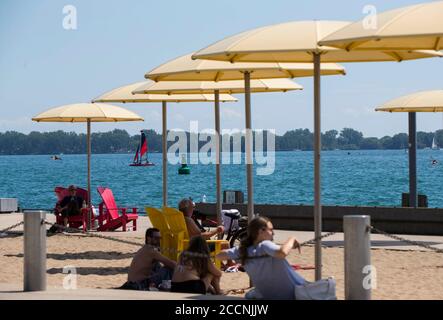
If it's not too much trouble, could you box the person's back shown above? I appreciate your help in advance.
[122,228,176,290]
[217,216,306,300]
[128,245,156,283]
[171,236,223,295]
[227,240,305,299]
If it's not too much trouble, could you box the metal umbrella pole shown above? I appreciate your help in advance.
[87,119,92,230]
[408,112,417,207]
[244,71,254,222]
[313,52,322,281]
[214,90,222,227]
[162,101,168,208]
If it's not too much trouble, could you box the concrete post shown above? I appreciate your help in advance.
[24,210,47,291]
[344,215,371,300]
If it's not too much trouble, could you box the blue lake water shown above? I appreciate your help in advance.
[0,150,442,211]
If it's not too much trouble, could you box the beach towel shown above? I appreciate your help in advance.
[291,264,316,271]
[224,263,245,273]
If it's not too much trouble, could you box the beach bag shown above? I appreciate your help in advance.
[294,277,336,300]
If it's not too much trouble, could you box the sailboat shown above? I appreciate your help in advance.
[432,136,440,150]
[130,130,155,166]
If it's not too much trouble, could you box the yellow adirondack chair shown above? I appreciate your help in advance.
[145,207,175,260]
[162,207,228,268]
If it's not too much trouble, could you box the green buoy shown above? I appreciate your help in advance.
[178,154,191,175]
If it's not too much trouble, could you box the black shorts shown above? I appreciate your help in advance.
[119,280,150,291]
[61,207,81,217]
[171,280,206,294]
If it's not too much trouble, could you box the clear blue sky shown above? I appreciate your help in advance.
[1,0,442,138]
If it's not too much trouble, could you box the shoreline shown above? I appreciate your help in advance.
[0,148,440,156]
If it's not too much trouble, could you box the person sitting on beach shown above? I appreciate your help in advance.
[57,185,84,227]
[171,236,223,295]
[122,228,177,291]
[216,216,306,300]
[178,198,225,240]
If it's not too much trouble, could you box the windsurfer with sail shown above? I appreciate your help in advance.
[131,130,154,166]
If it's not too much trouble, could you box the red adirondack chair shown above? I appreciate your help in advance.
[96,186,138,232]
[54,186,95,231]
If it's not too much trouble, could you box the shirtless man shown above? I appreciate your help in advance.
[178,198,234,268]
[178,198,225,239]
[124,228,176,290]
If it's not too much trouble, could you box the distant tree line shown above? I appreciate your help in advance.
[0,128,441,155]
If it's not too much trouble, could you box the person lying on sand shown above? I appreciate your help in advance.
[120,228,176,290]
[171,236,223,295]
[216,216,306,299]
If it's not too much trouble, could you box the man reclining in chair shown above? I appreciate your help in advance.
[178,198,235,268]
[121,228,176,290]
[178,198,226,242]
[56,185,84,228]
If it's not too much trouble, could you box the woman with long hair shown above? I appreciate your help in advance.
[171,236,223,295]
[216,216,306,299]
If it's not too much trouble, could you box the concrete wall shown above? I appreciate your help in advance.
[195,203,443,236]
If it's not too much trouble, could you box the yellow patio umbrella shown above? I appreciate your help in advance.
[147,53,345,81]
[133,78,303,95]
[319,1,443,51]
[145,52,346,232]
[319,2,443,208]
[376,90,443,205]
[92,81,237,104]
[192,20,442,280]
[92,81,237,207]
[133,78,303,226]
[376,90,443,113]
[32,103,144,229]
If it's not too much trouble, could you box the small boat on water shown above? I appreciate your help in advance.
[51,155,62,160]
[130,130,155,167]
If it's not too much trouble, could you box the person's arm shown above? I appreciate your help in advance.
[200,226,224,240]
[215,250,231,261]
[216,246,239,262]
[208,260,222,277]
[152,250,177,270]
[269,237,301,259]
[186,218,203,238]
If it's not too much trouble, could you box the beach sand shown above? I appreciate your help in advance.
[1,231,443,300]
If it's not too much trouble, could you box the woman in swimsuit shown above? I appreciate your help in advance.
[171,236,223,295]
